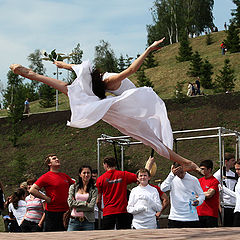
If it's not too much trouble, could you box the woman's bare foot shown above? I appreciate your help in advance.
[182,161,203,175]
[10,64,33,78]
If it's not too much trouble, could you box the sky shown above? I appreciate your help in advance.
[0,0,237,97]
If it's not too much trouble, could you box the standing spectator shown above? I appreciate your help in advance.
[67,165,98,231]
[0,181,5,232]
[221,42,227,55]
[187,82,193,97]
[161,163,205,228]
[0,181,5,216]
[233,160,240,226]
[20,178,45,232]
[30,154,75,232]
[197,160,219,227]
[92,169,103,230]
[195,77,201,95]
[224,22,227,31]
[127,168,162,229]
[8,188,27,232]
[214,153,237,226]
[96,156,137,230]
[151,184,169,228]
[24,98,30,115]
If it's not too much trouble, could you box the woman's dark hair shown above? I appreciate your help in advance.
[11,188,26,209]
[91,68,106,99]
[77,165,95,193]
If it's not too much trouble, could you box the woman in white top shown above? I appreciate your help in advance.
[8,188,27,231]
[10,38,200,174]
[67,165,98,231]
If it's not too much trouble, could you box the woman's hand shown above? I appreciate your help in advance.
[149,37,165,51]
[53,61,65,69]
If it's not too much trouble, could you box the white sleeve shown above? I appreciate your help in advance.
[213,170,220,182]
[149,191,162,212]
[127,189,147,215]
[223,185,236,198]
[194,179,205,206]
[160,172,175,192]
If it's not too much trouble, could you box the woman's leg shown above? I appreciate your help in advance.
[10,64,68,95]
[166,146,202,174]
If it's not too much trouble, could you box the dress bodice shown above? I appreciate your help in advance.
[103,72,136,96]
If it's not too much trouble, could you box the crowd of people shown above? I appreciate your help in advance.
[0,152,239,232]
[187,77,201,96]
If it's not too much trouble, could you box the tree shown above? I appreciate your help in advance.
[231,0,240,28]
[206,33,213,45]
[176,31,193,62]
[3,71,25,146]
[224,22,240,53]
[69,43,83,83]
[93,40,118,72]
[39,84,55,108]
[147,0,214,45]
[27,49,46,99]
[187,51,203,77]
[136,69,154,89]
[200,59,213,89]
[118,54,126,72]
[143,52,158,69]
[215,59,236,93]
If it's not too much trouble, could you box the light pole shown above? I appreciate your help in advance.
[42,53,66,111]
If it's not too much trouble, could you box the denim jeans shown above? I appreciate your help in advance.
[67,218,94,231]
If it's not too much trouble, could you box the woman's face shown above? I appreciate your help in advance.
[80,168,92,182]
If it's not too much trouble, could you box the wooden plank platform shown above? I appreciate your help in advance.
[1,228,240,240]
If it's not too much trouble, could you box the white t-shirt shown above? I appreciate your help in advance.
[161,172,205,222]
[214,169,237,208]
[127,184,162,229]
[8,200,26,226]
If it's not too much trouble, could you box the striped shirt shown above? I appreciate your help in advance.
[25,195,44,223]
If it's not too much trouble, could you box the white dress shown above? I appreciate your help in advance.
[67,61,173,159]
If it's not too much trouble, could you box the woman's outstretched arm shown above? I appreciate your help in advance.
[104,37,165,90]
[53,61,75,70]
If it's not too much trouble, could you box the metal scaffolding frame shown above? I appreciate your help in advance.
[97,127,240,224]
[97,127,240,175]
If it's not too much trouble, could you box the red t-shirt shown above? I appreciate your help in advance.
[35,171,75,212]
[150,184,164,197]
[197,175,219,218]
[96,169,137,216]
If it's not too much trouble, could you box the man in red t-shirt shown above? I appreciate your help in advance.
[197,160,219,227]
[96,156,137,230]
[30,154,75,231]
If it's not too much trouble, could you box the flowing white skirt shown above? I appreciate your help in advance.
[67,61,173,159]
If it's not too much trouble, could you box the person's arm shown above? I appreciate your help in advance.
[149,191,162,213]
[104,38,165,90]
[194,180,205,206]
[159,193,169,214]
[160,166,177,192]
[38,201,46,228]
[127,190,147,215]
[96,193,103,211]
[71,188,98,212]
[204,188,216,199]
[29,184,51,203]
[53,61,75,70]
[145,156,155,172]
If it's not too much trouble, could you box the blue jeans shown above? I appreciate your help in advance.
[67,218,94,231]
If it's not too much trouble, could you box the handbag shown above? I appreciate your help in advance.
[63,209,71,230]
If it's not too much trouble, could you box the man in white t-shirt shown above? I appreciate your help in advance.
[214,152,237,226]
[161,163,205,228]
[127,168,162,229]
